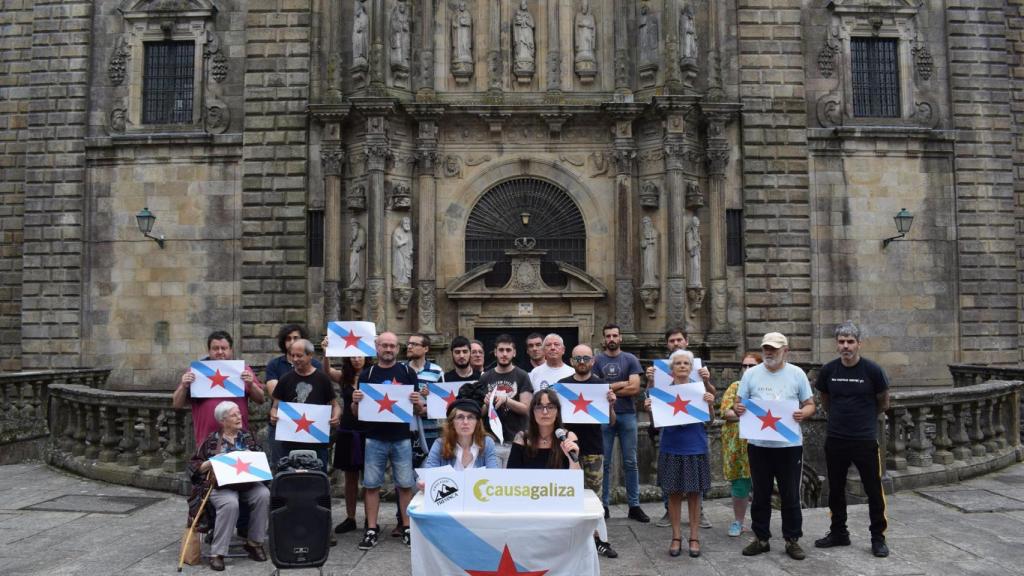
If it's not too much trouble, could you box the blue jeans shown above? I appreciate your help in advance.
[602,412,640,507]
[363,437,415,489]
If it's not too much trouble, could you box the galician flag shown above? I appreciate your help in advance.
[426,381,466,419]
[326,321,377,357]
[652,357,703,389]
[359,382,415,424]
[552,382,610,425]
[649,382,710,427]
[739,398,802,443]
[275,402,332,444]
[487,392,503,445]
[209,450,272,486]
[189,360,246,398]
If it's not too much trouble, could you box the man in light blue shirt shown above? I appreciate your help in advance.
[734,332,815,561]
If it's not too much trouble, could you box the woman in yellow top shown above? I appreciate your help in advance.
[720,352,761,537]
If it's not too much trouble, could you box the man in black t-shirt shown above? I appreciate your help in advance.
[814,322,891,558]
[475,334,533,465]
[270,339,340,473]
[558,344,619,559]
[444,335,481,383]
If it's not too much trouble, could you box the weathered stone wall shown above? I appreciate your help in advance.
[1007,0,1024,364]
[0,0,34,371]
[947,2,1019,365]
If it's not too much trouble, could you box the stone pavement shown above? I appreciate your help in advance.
[2,461,1024,575]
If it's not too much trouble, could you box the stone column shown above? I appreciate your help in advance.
[614,0,631,96]
[362,108,393,326]
[415,0,436,95]
[545,0,561,94]
[613,119,637,332]
[369,0,387,94]
[664,135,687,331]
[703,105,739,344]
[414,113,441,334]
[487,1,503,96]
[321,145,346,322]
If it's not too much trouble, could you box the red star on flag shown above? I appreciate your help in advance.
[209,369,229,388]
[294,413,315,434]
[464,545,548,576]
[758,409,782,431]
[669,394,691,415]
[342,331,363,349]
[445,390,457,407]
[377,393,398,413]
[231,456,251,476]
[570,392,593,414]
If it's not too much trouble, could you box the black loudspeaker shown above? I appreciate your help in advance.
[268,469,332,569]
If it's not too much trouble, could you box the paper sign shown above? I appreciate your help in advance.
[463,468,584,513]
[652,357,703,389]
[649,382,710,427]
[359,382,415,423]
[487,393,504,445]
[189,360,246,398]
[275,402,332,443]
[739,398,802,443]
[419,466,465,512]
[552,382,610,425]
[326,321,378,357]
[210,450,272,486]
[426,381,467,419]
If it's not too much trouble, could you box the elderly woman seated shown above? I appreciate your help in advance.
[187,401,270,571]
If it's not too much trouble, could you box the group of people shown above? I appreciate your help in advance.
[176,320,892,571]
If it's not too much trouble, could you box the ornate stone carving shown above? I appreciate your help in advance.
[816,90,843,128]
[615,279,635,332]
[388,182,412,210]
[392,287,413,318]
[640,181,660,209]
[108,108,127,134]
[366,278,385,324]
[345,286,364,318]
[108,37,131,86]
[546,49,562,90]
[325,282,342,324]
[613,149,636,175]
[347,184,367,211]
[686,215,702,288]
[352,1,369,81]
[640,216,660,287]
[203,31,227,83]
[913,100,939,129]
[416,150,440,175]
[558,155,585,167]
[419,49,434,90]
[348,219,366,289]
[443,155,463,178]
[365,144,393,169]
[614,48,629,88]
[417,279,436,332]
[392,216,414,288]
[818,26,840,78]
[574,0,597,83]
[912,36,933,81]
[681,5,698,62]
[451,1,474,83]
[204,101,229,134]
[390,1,411,83]
[686,182,705,209]
[706,147,729,177]
[686,287,705,320]
[709,278,728,333]
[321,148,345,176]
[639,287,660,318]
[667,278,686,330]
[638,3,660,85]
[465,155,491,166]
[510,258,543,291]
[588,150,612,177]
[512,1,536,82]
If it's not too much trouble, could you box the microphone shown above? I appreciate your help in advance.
[554,427,579,463]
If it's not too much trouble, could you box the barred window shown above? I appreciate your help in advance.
[307,210,324,268]
[851,38,900,118]
[726,209,744,266]
[142,41,195,124]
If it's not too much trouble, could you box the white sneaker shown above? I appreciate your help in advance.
[656,510,671,528]
[699,510,712,529]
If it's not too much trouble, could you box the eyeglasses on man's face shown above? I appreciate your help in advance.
[407,341,425,348]
[533,404,557,414]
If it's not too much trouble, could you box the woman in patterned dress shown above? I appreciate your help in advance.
[720,352,762,537]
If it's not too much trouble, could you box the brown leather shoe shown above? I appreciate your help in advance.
[243,542,267,562]
[209,555,225,571]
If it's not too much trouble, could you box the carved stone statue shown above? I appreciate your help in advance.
[686,215,702,288]
[390,1,411,77]
[640,216,659,287]
[451,1,474,79]
[513,0,536,78]
[638,3,660,67]
[392,216,414,288]
[681,5,698,61]
[352,1,369,69]
[348,219,366,289]
[574,0,597,80]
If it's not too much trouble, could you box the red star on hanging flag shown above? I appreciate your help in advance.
[445,390,457,407]
[342,330,363,349]
[570,392,593,414]
[209,369,229,388]
[758,409,782,431]
[669,394,691,415]
[377,393,398,413]
[294,413,315,434]
[464,544,549,576]
[231,456,251,476]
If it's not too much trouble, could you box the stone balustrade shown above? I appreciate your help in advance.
[949,363,1024,388]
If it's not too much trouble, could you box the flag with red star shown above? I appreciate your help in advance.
[358,382,415,423]
[552,383,610,424]
[326,321,378,357]
[649,382,710,427]
[739,398,801,443]
[209,450,272,486]
[188,360,246,398]
[426,381,467,419]
[652,357,704,389]
[275,401,332,443]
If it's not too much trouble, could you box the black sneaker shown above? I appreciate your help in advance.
[595,538,618,558]
[334,517,357,534]
[329,532,337,547]
[604,505,610,519]
[785,538,806,560]
[742,538,770,556]
[402,527,411,546]
[871,538,890,558]
[814,532,851,548]
[358,528,379,550]
[627,506,651,523]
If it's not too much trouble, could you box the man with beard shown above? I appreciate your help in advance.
[735,332,815,561]
[269,339,341,473]
[525,332,545,369]
[443,335,480,382]
[476,334,533,466]
[405,332,444,454]
[594,323,647,523]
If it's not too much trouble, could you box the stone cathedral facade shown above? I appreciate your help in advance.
[1,0,1023,390]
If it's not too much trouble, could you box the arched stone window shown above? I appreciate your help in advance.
[465,178,586,288]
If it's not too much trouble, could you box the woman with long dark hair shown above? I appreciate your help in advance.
[507,388,581,470]
[331,355,367,534]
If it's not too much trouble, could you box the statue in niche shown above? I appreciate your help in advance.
[686,215,702,288]
[638,3,660,67]
[513,0,536,77]
[640,216,660,287]
[681,5,698,61]
[574,0,597,79]
[352,1,369,69]
[392,216,414,288]
[390,1,411,76]
[348,219,366,289]
[451,1,474,78]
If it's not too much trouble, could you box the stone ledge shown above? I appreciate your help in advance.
[45,448,189,496]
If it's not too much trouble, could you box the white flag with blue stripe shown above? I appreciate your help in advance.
[209,451,272,486]
[275,401,332,443]
[189,360,245,398]
[358,382,415,424]
[326,321,378,357]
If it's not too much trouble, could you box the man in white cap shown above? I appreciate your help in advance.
[734,332,815,560]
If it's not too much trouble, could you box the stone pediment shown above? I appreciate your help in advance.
[119,0,217,18]
[827,0,920,16]
[446,256,606,300]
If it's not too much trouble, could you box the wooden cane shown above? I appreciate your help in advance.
[178,472,214,572]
